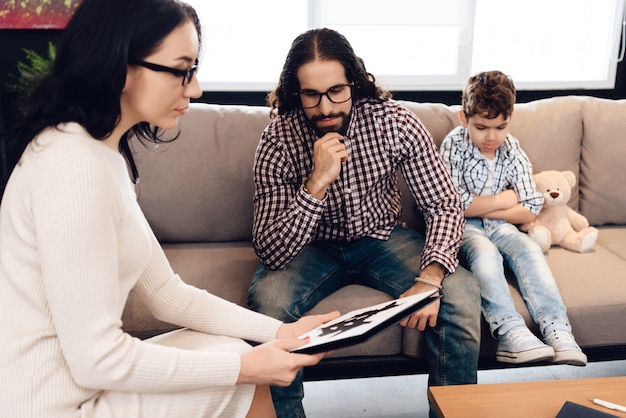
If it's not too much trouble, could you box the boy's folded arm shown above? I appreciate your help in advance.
[480,205,537,225]
[464,191,518,218]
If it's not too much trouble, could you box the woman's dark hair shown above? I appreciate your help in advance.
[267,28,391,117]
[8,0,201,182]
[462,70,516,120]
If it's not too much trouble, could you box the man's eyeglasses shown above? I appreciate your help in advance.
[296,84,353,109]
[131,60,199,86]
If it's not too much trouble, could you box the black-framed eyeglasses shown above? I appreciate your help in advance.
[296,83,353,109]
[131,60,199,86]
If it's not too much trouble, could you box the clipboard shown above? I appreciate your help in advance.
[556,401,619,417]
[291,289,440,354]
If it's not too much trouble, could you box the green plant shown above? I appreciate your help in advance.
[6,41,56,116]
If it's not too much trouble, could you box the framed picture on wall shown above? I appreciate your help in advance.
[0,0,81,29]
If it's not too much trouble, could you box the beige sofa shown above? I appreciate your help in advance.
[124,96,626,380]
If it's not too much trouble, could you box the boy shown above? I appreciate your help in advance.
[440,70,586,366]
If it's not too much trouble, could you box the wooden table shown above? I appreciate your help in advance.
[428,376,626,417]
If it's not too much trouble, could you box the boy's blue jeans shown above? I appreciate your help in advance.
[461,218,570,338]
[248,225,480,418]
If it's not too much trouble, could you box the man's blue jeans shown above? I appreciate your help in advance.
[461,218,570,337]
[247,225,481,418]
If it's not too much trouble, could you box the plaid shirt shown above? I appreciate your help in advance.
[439,125,543,214]
[253,98,464,271]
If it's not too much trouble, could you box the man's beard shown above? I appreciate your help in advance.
[310,110,351,137]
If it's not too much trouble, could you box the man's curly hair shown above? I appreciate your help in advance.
[266,28,391,117]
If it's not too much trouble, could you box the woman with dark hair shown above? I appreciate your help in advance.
[0,1,336,417]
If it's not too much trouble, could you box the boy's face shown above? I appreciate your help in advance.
[459,110,511,159]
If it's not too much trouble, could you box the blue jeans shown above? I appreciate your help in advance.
[247,225,480,418]
[461,218,570,338]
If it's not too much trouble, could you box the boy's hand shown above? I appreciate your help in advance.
[497,189,519,209]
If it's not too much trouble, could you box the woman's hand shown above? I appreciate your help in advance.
[237,311,340,387]
[238,338,326,386]
[276,311,340,340]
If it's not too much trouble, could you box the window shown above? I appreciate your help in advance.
[472,0,626,90]
[187,0,626,91]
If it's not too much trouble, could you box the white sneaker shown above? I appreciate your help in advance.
[496,326,555,364]
[544,323,587,366]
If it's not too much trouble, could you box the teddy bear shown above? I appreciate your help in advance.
[521,170,598,253]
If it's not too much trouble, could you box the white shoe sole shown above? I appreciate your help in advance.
[496,345,555,364]
[552,349,588,366]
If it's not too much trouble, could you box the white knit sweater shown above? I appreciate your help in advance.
[0,123,281,417]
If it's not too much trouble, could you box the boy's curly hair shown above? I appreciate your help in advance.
[462,70,516,119]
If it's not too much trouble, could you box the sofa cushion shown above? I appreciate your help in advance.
[397,101,459,147]
[122,242,259,338]
[134,104,271,243]
[505,237,626,350]
[509,96,585,209]
[123,244,404,357]
[594,226,626,261]
[580,98,626,226]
